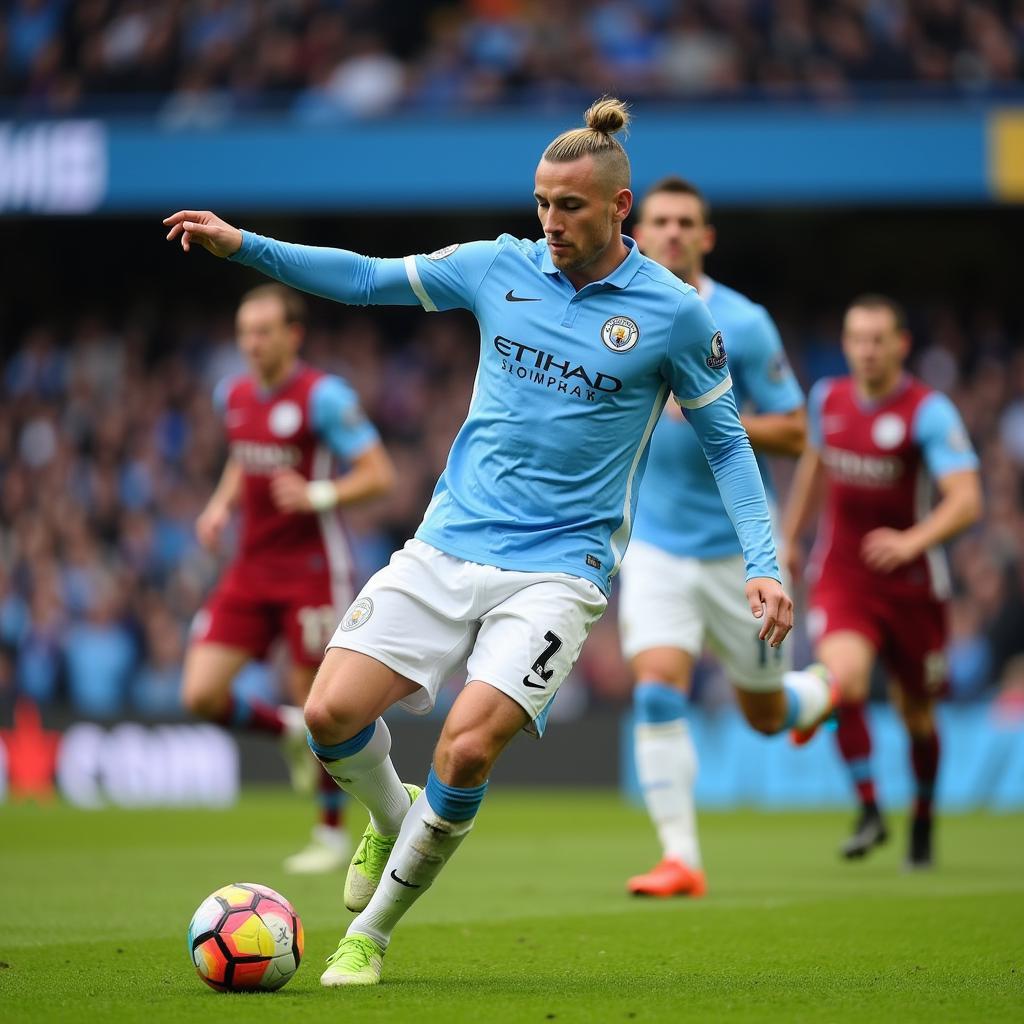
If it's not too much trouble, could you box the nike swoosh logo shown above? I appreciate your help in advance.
[522,675,546,690]
[506,290,541,302]
[390,869,421,889]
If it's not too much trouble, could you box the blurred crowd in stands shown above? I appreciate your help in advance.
[3,0,1023,118]
[2,298,1023,721]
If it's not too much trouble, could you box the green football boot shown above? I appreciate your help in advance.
[321,933,385,987]
[344,783,421,911]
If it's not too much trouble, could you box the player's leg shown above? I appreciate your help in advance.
[181,641,287,734]
[816,629,888,858]
[304,645,421,835]
[305,646,426,915]
[282,660,352,874]
[331,680,527,982]
[618,542,705,897]
[323,568,605,987]
[307,541,480,923]
[890,685,939,868]
[883,599,948,869]
[699,556,832,739]
[280,595,356,873]
[731,666,831,737]
[627,647,706,897]
[185,580,291,737]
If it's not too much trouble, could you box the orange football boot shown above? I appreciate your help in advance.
[627,858,707,898]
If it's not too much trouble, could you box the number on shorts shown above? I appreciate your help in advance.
[524,630,564,687]
[755,633,784,669]
[924,651,947,693]
[298,605,338,657]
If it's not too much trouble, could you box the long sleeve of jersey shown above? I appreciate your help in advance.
[663,293,780,582]
[229,230,421,307]
[684,387,780,582]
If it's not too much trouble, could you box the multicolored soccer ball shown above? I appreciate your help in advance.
[187,883,304,992]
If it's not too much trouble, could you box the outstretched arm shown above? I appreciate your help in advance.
[164,210,243,256]
[164,211,500,313]
[163,209,420,307]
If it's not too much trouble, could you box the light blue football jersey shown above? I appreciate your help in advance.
[632,277,804,560]
[231,233,780,592]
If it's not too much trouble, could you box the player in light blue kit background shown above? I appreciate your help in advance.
[164,99,806,988]
[619,177,831,898]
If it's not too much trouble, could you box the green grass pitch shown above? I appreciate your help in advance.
[1,789,1021,1022]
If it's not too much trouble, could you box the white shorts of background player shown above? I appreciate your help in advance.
[618,539,792,692]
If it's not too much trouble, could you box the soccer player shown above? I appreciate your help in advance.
[165,98,802,988]
[184,283,395,873]
[618,177,830,898]
[781,295,982,867]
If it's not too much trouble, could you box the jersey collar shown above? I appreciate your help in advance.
[254,360,304,401]
[852,372,911,412]
[540,234,644,289]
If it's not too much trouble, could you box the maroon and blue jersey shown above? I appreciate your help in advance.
[807,374,977,600]
[215,362,377,580]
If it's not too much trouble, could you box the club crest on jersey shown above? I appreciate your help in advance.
[426,243,459,261]
[600,316,640,353]
[269,400,302,438]
[706,331,727,370]
[871,412,906,450]
[341,597,374,632]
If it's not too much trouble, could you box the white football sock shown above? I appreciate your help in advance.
[348,791,474,949]
[634,718,701,868]
[315,719,410,835]
[784,669,832,730]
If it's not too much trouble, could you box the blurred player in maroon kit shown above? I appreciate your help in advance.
[184,284,395,873]
[782,295,982,867]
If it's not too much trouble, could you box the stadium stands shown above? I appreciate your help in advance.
[3,0,1021,118]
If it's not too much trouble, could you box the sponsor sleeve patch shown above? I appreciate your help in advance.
[705,331,728,370]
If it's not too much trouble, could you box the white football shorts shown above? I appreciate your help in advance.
[618,540,790,692]
[328,539,607,735]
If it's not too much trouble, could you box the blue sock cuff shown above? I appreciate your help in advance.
[634,681,688,724]
[307,722,375,761]
[782,686,800,730]
[848,757,873,782]
[425,767,488,822]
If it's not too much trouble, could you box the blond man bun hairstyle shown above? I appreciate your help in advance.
[543,96,632,192]
[584,96,631,135]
